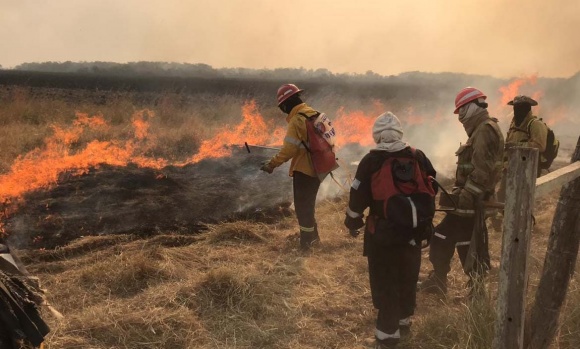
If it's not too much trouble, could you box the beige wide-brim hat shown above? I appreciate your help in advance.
[507,95,538,106]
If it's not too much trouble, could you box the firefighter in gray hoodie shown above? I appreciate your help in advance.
[345,112,437,348]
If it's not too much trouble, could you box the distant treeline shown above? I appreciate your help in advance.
[0,61,501,103]
[11,61,494,84]
[1,62,579,109]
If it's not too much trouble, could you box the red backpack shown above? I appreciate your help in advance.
[367,148,436,245]
[300,112,339,181]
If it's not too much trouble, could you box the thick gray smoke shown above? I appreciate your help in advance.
[307,74,579,182]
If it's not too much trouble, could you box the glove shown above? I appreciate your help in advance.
[344,215,364,231]
[260,160,274,174]
[349,229,360,238]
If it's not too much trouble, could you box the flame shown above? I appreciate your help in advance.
[498,75,538,106]
[0,111,167,207]
[3,93,575,243]
[332,104,434,147]
[132,110,153,140]
[334,107,376,147]
[190,100,284,163]
[400,106,425,126]
[0,101,288,212]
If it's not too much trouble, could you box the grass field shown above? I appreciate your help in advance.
[0,77,578,348]
[19,192,580,349]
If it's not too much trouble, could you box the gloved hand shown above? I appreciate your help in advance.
[260,160,274,174]
[349,229,360,238]
[344,215,364,230]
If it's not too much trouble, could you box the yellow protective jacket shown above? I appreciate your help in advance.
[505,112,548,167]
[451,115,504,216]
[268,103,317,177]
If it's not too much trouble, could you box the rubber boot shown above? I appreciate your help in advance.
[375,329,400,349]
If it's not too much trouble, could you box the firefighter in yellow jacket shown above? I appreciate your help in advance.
[419,87,504,295]
[260,84,322,250]
[505,95,547,156]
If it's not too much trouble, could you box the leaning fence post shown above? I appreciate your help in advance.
[525,136,580,349]
[493,147,539,349]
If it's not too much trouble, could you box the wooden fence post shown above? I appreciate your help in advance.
[525,136,580,349]
[493,147,539,349]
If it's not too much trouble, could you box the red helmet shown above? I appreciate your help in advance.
[454,87,487,114]
[276,84,303,106]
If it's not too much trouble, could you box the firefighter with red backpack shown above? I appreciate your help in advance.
[344,112,437,348]
[418,87,504,297]
[260,84,338,251]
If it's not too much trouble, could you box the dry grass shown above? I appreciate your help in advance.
[16,190,576,349]
[0,86,280,170]
[2,86,578,348]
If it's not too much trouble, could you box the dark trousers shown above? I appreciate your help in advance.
[429,214,476,276]
[367,242,421,334]
[292,171,321,232]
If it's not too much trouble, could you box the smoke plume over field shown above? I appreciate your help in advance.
[0,70,578,248]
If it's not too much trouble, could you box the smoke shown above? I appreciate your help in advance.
[2,0,580,78]
[303,70,580,179]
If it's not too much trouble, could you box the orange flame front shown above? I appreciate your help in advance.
[0,111,167,206]
[334,107,376,147]
[498,75,539,106]
[2,92,574,241]
[190,100,284,163]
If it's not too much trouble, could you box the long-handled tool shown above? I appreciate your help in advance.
[434,177,506,212]
[244,142,281,153]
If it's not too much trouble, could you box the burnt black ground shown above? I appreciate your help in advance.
[5,147,293,249]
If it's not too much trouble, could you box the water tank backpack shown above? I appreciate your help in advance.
[366,148,436,246]
[299,112,339,181]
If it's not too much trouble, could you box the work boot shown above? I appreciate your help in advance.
[417,271,447,295]
[312,224,321,245]
[299,231,317,251]
[375,337,399,348]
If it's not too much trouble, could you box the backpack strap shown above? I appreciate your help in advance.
[473,118,503,141]
[298,111,320,119]
[298,112,319,153]
[526,118,537,137]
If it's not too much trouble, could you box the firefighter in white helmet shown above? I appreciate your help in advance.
[260,84,323,251]
[418,87,504,296]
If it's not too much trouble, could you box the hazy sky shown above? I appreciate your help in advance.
[1,0,579,78]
